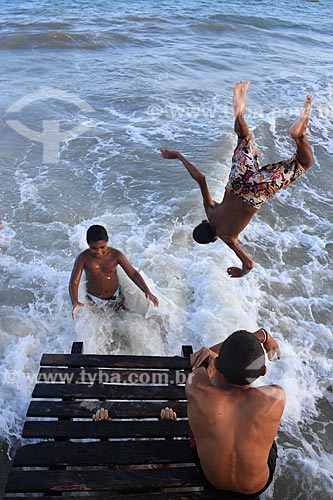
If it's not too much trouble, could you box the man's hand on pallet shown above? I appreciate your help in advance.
[92,408,112,421]
[160,407,177,421]
[92,406,177,422]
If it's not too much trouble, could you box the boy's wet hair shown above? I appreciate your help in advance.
[87,225,108,244]
[216,331,265,386]
[193,221,217,244]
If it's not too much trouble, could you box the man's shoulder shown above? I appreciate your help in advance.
[186,375,220,401]
[254,384,286,406]
[257,383,285,395]
[186,381,222,416]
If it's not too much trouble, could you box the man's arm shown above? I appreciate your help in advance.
[117,252,159,307]
[69,254,85,319]
[161,148,215,210]
[185,364,213,400]
[252,328,281,360]
[187,346,219,383]
[185,345,223,400]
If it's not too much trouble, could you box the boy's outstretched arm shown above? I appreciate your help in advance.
[221,236,254,278]
[69,255,85,319]
[117,252,159,307]
[161,148,215,210]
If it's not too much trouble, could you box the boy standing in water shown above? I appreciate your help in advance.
[69,225,159,319]
[161,80,314,277]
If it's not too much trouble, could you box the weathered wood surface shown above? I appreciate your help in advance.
[71,341,84,354]
[5,466,203,492]
[5,343,232,499]
[22,419,190,439]
[27,400,188,418]
[182,345,194,358]
[13,440,192,467]
[32,383,186,399]
[37,367,189,384]
[41,353,191,369]
[4,493,226,500]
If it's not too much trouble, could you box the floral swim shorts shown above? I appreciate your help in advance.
[86,287,126,312]
[225,135,306,209]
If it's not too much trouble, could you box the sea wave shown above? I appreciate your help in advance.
[0,30,129,50]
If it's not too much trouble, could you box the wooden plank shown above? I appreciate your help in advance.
[32,383,186,400]
[182,345,193,357]
[27,400,188,419]
[71,342,83,354]
[5,466,203,493]
[40,354,191,369]
[4,492,227,500]
[22,419,190,439]
[13,440,192,467]
[37,367,189,385]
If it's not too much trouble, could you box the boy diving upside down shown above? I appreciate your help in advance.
[161,80,314,277]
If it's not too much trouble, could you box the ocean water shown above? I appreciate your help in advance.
[0,0,332,497]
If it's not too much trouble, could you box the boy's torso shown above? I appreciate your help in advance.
[83,248,120,299]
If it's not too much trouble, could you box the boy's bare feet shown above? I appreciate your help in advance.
[233,80,250,118]
[289,95,312,139]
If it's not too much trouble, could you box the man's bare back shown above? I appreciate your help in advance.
[161,80,314,278]
[185,330,285,495]
[69,225,159,319]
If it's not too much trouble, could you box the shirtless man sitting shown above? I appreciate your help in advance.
[185,329,285,498]
[69,224,159,319]
[161,80,314,277]
[93,330,284,497]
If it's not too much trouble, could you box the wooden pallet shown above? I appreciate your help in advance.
[4,342,228,499]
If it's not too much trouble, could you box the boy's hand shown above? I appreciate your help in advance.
[161,147,179,160]
[72,301,84,320]
[146,292,159,307]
